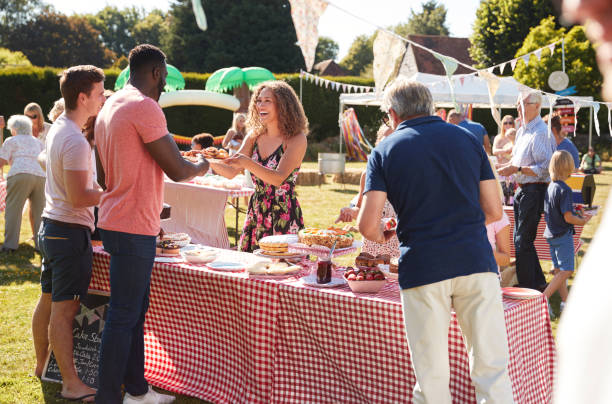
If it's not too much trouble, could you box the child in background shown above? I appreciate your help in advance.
[543,150,591,316]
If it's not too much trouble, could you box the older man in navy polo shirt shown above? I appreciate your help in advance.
[358,79,514,404]
[498,91,556,291]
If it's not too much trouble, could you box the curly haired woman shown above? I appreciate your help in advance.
[211,81,307,252]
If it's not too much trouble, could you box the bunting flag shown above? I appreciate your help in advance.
[608,103,612,136]
[373,29,407,93]
[573,104,581,137]
[522,54,531,66]
[478,70,502,126]
[191,0,207,31]
[593,102,601,136]
[511,58,518,71]
[546,94,559,141]
[534,49,543,61]
[433,52,459,106]
[289,0,328,72]
[300,70,375,93]
[549,43,556,55]
[499,62,507,75]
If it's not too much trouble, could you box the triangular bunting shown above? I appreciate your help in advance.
[511,58,518,71]
[522,54,531,66]
[459,77,465,86]
[499,62,507,75]
[373,29,407,94]
[549,43,556,55]
[487,66,495,74]
[342,84,347,92]
[593,103,601,136]
[288,0,328,72]
[534,49,542,61]
[607,103,612,136]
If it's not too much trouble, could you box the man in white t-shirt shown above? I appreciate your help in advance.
[31,65,105,402]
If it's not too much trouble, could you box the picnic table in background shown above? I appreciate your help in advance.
[90,246,555,404]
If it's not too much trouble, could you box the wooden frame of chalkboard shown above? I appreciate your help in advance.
[41,290,109,388]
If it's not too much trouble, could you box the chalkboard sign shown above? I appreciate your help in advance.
[41,292,109,388]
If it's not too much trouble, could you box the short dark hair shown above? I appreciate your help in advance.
[59,65,105,110]
[549,114,562,133]
[129,44,166,75]
[192,133,214,149]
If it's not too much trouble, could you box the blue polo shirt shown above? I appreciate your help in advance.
[557,138,580,169]
[365,116,497,289]
[544,181,575,239]
[458,119,487,146]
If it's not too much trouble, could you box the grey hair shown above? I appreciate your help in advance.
[48,98,65,122]
[381,78,434,119]
[522,90,542,106]
[7,115,32,135]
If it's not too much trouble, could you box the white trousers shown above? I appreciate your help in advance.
[400,272,514,404]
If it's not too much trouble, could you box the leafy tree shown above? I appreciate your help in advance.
[315,36,339,63]
[5,12,115,68]
[470,0,558,68]
[131,9,169,50]
[393,0,449,37]
[0,0,45,44]
[339,34,375,75]
[84,6,141,57]
[164,0,303,73]
[0,47,32,67]
[513,16,601,98]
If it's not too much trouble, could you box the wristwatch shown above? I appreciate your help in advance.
[517,166,522,173]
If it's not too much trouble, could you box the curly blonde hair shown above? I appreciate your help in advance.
[246,81,308,139]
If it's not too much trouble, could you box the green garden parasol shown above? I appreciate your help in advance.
[205,66,275,93]
[114,64,186,92]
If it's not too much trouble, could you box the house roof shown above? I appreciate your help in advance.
[313,59,349,76]
[404,35,476,75]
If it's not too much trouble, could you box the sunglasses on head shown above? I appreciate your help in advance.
[503,121,514,125]
[26,114,38,119]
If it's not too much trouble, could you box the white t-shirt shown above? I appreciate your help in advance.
[0,133,45,178]
[42,114,94,230]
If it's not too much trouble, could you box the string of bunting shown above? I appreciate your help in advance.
[299,70,374,93]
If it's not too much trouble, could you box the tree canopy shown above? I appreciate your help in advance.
[513,16,601,98]
[470,0,558,68]
[4,12,114,68]
[84,6,141,57]
[393,0,449,37]
[164,0,304,73]
[315,36,339,63]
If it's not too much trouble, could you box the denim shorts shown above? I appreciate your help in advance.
[546,230,575,272]
[39,220,93,302]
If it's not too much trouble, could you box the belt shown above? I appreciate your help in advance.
[43,217,91,232]
[518,182,548,188]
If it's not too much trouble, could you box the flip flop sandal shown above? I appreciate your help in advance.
[55,392,96,402]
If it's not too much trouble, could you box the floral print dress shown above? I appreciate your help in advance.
[238,143,304,252]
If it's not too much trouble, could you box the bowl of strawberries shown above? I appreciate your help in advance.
[343,266,386,293]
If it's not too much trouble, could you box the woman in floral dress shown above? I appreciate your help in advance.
[210,81,308,252]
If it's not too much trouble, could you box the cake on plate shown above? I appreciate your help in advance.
[298,227,354,249]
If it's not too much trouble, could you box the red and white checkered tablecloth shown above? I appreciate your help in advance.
[504,206,584,261]
[91,247,555,403]
[0,180,6,212]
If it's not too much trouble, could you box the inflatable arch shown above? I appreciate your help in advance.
[159,89,240,111]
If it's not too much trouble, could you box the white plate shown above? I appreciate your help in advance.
[207,261,245,272]
[155,256,184,263]
[377,264,398,280]
[299,275,346,288]
[253,249,305,260]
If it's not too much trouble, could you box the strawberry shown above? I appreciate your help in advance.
[356,274,365,281]
[347,273,357,281]
[374,273,385,280]
[365,273,374,280]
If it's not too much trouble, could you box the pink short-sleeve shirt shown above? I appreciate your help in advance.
[486,211,510,251]
[95,85,168,236]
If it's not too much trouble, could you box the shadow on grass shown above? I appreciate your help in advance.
[0,243,40,286]
[330,188,358,195]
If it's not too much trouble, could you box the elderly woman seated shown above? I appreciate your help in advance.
[0,115,46,253]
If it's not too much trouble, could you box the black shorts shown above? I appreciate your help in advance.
[39,220,93,302]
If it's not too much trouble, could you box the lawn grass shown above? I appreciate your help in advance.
[1,162,609,403]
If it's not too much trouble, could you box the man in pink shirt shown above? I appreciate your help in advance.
[94,44,208,404]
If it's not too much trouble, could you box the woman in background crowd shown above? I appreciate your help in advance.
[24,103,51,145]
[191,133,214,150]
[222,113,246,155]
[493,115,515,165]
[211,81,307,252]
[0,115,45,252]
[336,123,400,259]
[47,98,65,123]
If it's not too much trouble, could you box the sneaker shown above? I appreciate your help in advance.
[123,386,175,404]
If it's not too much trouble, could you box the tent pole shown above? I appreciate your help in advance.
[588,106,593,149]
[299,74,303,103]
[339,101,344,154]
